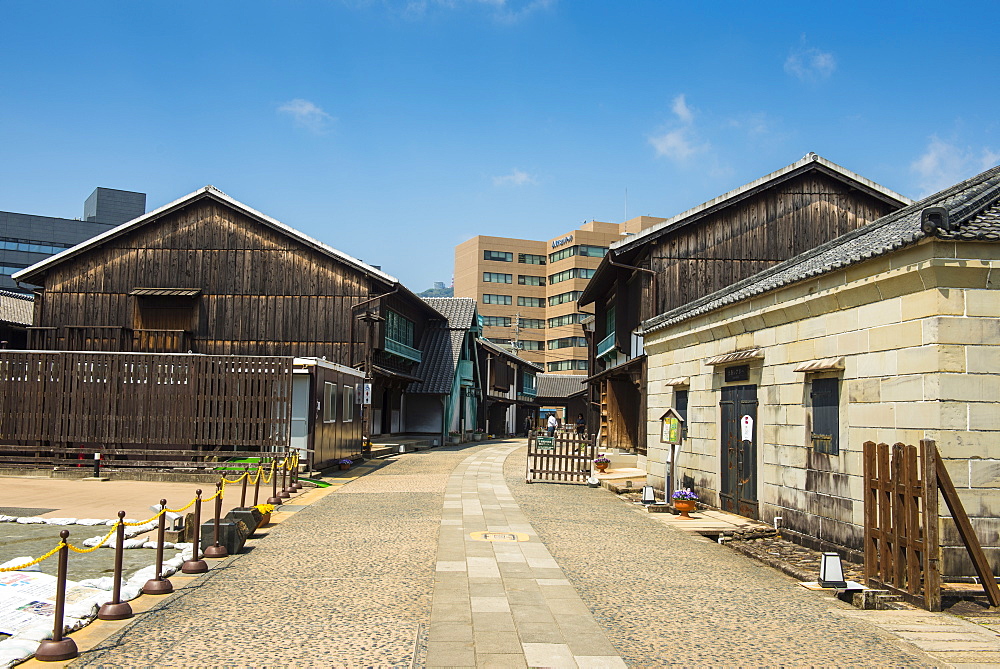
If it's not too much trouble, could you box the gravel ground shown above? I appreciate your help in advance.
[503,446,931,667]
[68,443,492,668]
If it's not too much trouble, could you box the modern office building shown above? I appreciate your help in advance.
[0,187,146,291]
[454,217,663,373]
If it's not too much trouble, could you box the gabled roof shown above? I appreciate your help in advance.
[535,373,586,398]
[422,297,478,330]
[13,185,398,287]
[613,153,912,254]
[641,163,1000,336]
[580,153,912,307]
[0,290,33,326]
[477,338,544,372]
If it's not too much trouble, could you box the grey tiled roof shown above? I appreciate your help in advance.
[642,164,1000,335]
[535,373,586,399]
[0,290,33,326]
[422,297,477,330]
[477,338,544,372]
[410,326,464,394]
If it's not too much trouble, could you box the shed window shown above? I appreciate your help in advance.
[810,377,839,455]
[342,385,355,422]
[323,382,338,423]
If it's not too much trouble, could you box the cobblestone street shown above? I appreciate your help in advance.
[51,440,958,667]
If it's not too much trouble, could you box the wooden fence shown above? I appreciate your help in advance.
[0,351,293,471]
[864,439,1000,610]
[525,431,595,483]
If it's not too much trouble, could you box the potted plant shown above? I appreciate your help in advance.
[593,455,611,473]
[671,489,698,518]
[338,458,353,471]
[448,430,461,445]
[252,503,274,528]
[473,429,485,442]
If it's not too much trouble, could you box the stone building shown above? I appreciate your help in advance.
[640,165,1000,577]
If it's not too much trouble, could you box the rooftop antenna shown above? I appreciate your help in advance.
[625,187,628,222]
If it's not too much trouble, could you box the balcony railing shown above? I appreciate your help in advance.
[384,337,422,363]
[27,326,191,354]
[597,332,617,359]
[520,386,537,398]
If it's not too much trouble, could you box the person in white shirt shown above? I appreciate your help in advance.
[546,414,558,436]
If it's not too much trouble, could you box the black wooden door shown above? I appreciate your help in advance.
[720,384,759,519]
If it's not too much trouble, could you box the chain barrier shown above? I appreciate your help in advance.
[220,470,248,484]
[122,509,166,527]
[164,497,197,514]
[0,542,66,572]
[67,523,119,554]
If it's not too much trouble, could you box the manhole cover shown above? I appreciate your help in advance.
[469,531,528,542]
[0,507,57,517]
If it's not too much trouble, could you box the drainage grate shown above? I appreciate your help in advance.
[469,531,528,543]
[0,507,58,517]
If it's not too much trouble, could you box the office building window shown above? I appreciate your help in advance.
[518,275,545,286]
[484,250,513,262]
[483,272,512,283]
[548,244,608,263]
[547,359,589,372]
[548,291,583,306]
[482,316,512,327]
[520,318,545,329]
[518,296,545,308]
[482,294,512,305]
[547,337,587,350]
[548,313,588,328]
[518,253,546,265]
[520,340,543,351]
[549,267,595,284]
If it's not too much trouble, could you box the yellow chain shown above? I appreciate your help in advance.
[261,465,273,484]
[165,497,197,514]
[0,542,66,572]
[123,509,165,526]
[220,470,247,484]
[67,523,120,554]
[248,466,262,485]
[203,488,222,502]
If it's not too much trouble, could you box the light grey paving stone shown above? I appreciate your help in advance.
[436,560,467,572]
[476,652,529,668]
[516,621,567,644]
[426,640,476,667]
[521,642,577,668]
[541,597,593,616]
[472,596,512,613]
[474,630,523,655]
[469,581,508,597]
[473,611,517,631]
[431,601,473,623]
[566,634,621,658]
[429,621,475,642]
[512,604,557,625]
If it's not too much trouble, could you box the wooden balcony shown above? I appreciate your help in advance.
[27,326,192,354]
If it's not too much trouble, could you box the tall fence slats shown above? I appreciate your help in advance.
[0,351,292,471]
[525,431,595,484]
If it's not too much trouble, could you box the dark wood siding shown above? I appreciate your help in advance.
[32,199,389,364]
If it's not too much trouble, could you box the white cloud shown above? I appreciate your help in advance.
[493,169,536,186]
[396,0,554,22]
[649,94,710,161]
[278,99,334,134]
[911,136,1000,196]
[671,94,693,125]
[784,46,836,82]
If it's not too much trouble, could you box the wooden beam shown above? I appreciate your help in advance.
[933,441,1000,608]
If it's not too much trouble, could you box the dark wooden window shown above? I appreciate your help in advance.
[323,382,338,423]
[811,377,839,455]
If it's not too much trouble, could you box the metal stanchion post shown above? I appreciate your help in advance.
[98,511,133,620]
[143,499,173,595]
[240,464,249,508]
[279,451,291,498]
[181,490,208,573]
[35,530,78,661]
[204,482,228,558]
[291,453,303,490]
[253,462,262,506]
[267,458,282,505]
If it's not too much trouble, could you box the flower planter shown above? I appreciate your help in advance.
[594,463,609,473]
[339,463,351,471]
[257,512,271,528]
[673,500,696,519]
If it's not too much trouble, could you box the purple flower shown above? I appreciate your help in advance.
[671,489,698,501]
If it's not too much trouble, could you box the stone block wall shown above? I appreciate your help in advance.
[642,240,1000,577]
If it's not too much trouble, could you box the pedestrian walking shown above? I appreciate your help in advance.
[546,414,557,436]
[575,413,586,437]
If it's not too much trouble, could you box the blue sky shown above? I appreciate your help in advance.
[2,1,998,290]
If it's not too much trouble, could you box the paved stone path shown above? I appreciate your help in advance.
[427,444,624,668]
[58,440,960,667]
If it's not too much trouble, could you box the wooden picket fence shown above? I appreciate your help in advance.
[0,351,293,471]
[863,439,1000,610]
[524,431,595,483]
